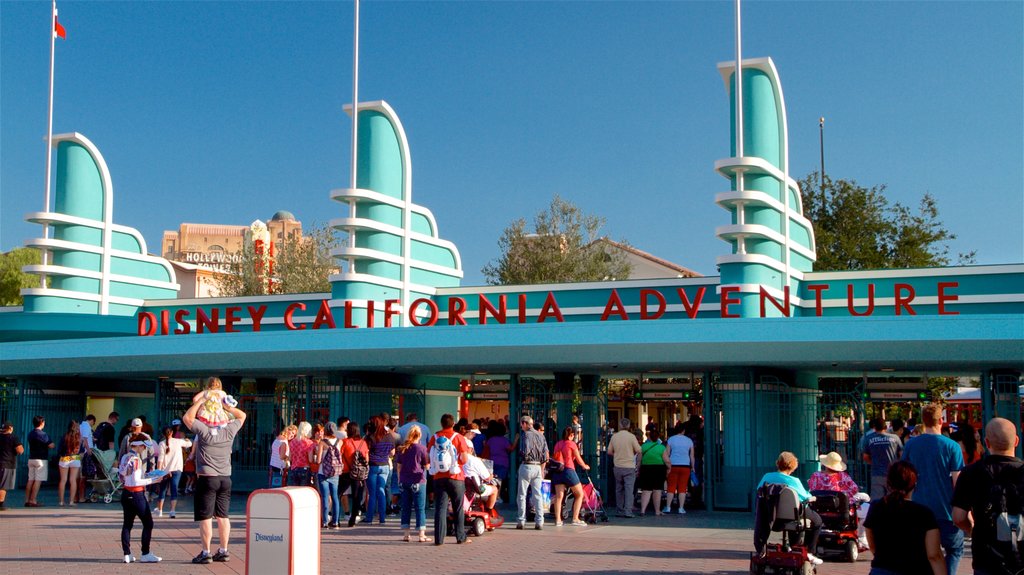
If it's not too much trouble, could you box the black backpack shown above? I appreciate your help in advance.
[349,442,369,481]
[980,461,1024,574]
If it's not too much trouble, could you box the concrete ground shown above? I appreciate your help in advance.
[0,487,961,575]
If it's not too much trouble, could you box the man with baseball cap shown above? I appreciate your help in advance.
[118,418,153,461]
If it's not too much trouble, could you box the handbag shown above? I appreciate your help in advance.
[545,457,564,473]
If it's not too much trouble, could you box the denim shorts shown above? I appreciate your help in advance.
[552,468,580,487]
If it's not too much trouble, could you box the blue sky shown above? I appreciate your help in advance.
[2,1,1021,286]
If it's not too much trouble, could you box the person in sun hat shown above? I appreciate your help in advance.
[808,451,861,500]
[808,450,871,549]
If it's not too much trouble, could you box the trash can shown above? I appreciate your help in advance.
[245,486,320,575]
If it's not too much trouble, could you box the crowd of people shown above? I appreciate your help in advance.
[9,389,1024,574]
[757,403,1024,575]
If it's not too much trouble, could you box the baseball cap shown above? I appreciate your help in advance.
[171,419,182,426]
[131,417,143,427]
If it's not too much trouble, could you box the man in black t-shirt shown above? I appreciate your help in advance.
[0,421,25,511]
[94,411,119,451]
[952,417,1024,575]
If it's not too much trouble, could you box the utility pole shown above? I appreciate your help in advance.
[819,116,826,191]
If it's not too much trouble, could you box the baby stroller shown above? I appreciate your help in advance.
[86,448,123,504]
[558,470,608,524]
[751,484,817,575]
[809,490,867,562]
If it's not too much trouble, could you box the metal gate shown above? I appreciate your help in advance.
[816,378,868,489]
[340,381,425,429]
[709,373,821,511]
[7,381,87,487]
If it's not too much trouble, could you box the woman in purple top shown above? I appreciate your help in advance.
[483,420,511,503]
[365,415,397,524]
[394,426,430,542]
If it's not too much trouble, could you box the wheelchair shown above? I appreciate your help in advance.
[750,484,817,575]
[808,489,865,562]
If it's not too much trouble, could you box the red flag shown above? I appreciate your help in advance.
[54,9,66,39]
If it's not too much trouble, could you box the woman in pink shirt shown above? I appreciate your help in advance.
[550,426,590,526]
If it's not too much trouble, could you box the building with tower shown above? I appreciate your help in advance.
[1,24,1020,508]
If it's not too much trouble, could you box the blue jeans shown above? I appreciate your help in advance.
[156,470,181,502]
[400,482,427,530]
[366,465,390,523]
[288,467,310,487]
[317,474,340,525]
[517,463,544,524]
[938,520,963,575]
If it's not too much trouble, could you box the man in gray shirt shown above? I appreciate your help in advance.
[514,415,549,530]
[862,417,903,499]
[182,378,246,565]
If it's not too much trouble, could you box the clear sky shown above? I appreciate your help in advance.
[2,1,1021,286]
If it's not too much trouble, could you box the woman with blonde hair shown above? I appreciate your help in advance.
[288,422,315,486]
[394,425,430,541]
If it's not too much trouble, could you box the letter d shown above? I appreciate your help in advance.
[137,312,157,336]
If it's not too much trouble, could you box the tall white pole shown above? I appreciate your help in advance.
[734,0,743,160]
[350,0,359,191]
[41,0,58,287]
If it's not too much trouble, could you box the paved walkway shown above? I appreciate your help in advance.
[0,488,956,575]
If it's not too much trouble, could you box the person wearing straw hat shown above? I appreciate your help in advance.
[809,451,871,549]
[808,452,860,500]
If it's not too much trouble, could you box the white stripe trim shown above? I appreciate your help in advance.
[807,264,1024,281]
[715,254,806,280]
[20,287,146,307]
[25,211,152,254]
[22,264,178,291]
[715,224,816,260]
[440,276,716,296]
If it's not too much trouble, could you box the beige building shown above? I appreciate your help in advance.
[161,210,302,298]
[596,239,702,279]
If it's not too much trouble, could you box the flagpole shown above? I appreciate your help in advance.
[42,0,58,287]
[350,0,359,191]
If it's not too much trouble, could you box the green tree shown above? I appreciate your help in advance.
[482,195,631,285]
[215,222,338,296]
[0,248,43,306]
[800,173,974,271]
[273,223,338,294]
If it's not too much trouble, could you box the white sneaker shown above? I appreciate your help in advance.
[678,508,686,514]
[662,506,670,514]
[858,535,869,549]
[168,511,176,518]
[156,509,163,518]
[140,553,162,563]
[806,553,824,566]
[123,555,136,563]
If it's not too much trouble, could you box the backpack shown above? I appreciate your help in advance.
[980,461,1024,573]
[94,422,113,450]
[320,439,342,478]
[428,434,457,475]
[349,442,369,481]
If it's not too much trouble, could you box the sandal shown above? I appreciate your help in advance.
[403,534,411,542]
[418,535,430,543]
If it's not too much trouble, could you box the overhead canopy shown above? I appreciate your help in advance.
[2,314,1019,379]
